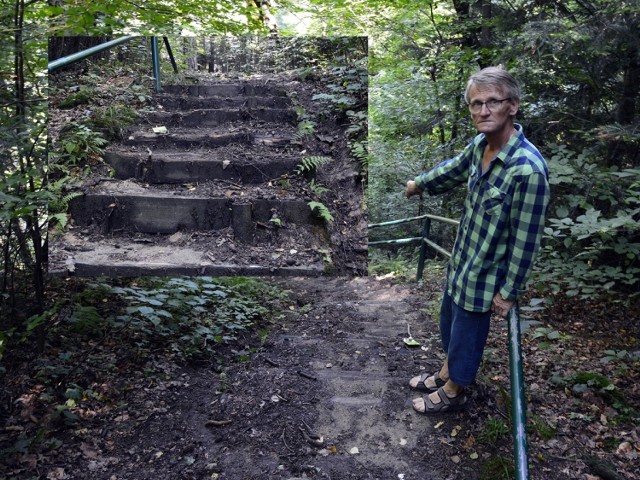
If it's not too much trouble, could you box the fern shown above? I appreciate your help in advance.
[48,191,83,214]
[309,179,330,196]
[295,156,333,175]
[350,140,368,170]
[294,118,317,141]
[308,201,334,222]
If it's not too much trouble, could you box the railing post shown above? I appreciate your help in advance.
[416,217,431,281]
[508,303,529,480]
[151,37,161,93]
[163,37,179,73]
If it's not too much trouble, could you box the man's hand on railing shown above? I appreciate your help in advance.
[491,292,514,318]
[405,180,422,198]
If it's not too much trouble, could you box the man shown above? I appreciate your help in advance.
[405,66,550,414]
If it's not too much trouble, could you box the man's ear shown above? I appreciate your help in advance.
[509,100,520,117]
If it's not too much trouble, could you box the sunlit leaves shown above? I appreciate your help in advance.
[46,0,276,36]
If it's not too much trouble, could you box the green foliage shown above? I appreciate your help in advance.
[51,399,80,426]
[53,123,107,166]
[535,145,640,300]
[87,104,138,140]
[316,248,334,273]
[480,455,515,480]
[350,139,368,171]
[367,248,428,282]
[105,277,277,357]
[599,349,640,375]
[312,58,367,119]
[308,179,330,196]
[47,188,83,232]
[296,118,317,138]
[528,414,556,441]
[295,156,333,175]
[67,305,106,335]
[58,86,94,109]
[529,326,570,342]
[46,0,272,35]
[565,371,636,418]
[478,417,509,446]
[269,215,282,227]
[308,201,334,223]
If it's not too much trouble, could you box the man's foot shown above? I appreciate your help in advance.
[409,372,447,392]
[412,385,467,414]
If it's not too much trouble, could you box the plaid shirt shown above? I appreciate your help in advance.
[414,124,550,312]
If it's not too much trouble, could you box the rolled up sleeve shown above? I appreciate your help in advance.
[414,143,475,195]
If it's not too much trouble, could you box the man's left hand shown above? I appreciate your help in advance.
[491,293,514,318]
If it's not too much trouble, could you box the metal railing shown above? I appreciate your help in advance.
[368,212,530,480]
[48,36,178,93]
[368,213,459,281]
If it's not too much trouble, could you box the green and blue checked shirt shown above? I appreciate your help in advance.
[414,124,550,312]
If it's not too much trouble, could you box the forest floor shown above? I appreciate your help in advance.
[1,272,639,480]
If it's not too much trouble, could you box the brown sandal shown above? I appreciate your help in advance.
[414,387,467,414]
[410,372,446,392]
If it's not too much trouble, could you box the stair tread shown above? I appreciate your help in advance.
[145,108,295,127]
[106,145,301,160]
[80,178,309,200]
[160,83,289,97]
[122,125,300,149]
[49,227,328,277]
[153,95,292,109]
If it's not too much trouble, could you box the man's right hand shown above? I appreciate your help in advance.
[405,180,421,198]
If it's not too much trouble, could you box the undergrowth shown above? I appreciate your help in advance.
[23,276,288,365]
[0,276,289,458]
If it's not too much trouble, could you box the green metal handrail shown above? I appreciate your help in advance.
[48,36,138,72]
[369,212,530,479]
[508,303,529,480]
[48,36,173,93]
[368,213,459,281]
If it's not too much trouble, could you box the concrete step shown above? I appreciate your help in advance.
[104,148,301,184]
[53,79,337,278]
[155,94,291,110]
[161,83,288,97]
[122,126,299,150]
[48,225,328,278]
[145,108,296,128]
[69,181,321,235]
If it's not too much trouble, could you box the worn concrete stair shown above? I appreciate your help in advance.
[49,81,330,277]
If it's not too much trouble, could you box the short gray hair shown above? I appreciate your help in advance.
[464,66,521,103]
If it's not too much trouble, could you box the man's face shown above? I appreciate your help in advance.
[468,85,519,136]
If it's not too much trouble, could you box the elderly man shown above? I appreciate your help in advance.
[405,66,550,414]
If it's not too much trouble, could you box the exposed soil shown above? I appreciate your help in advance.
[2,275,638,480]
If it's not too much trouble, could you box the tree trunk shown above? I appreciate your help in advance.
[616,46,639,125]
[480,0,492,50]
[14,0,46,347]
[252,0,278,32]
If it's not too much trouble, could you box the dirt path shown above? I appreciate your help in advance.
[4,274,639,479]
[27,276,475,480]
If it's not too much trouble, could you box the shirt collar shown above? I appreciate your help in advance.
[478,123,524,167]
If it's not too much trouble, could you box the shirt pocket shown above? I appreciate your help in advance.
[481,184,510,216]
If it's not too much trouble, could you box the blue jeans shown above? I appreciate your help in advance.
[440,290,491,387]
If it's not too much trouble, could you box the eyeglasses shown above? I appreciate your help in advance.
[468,97,511,113]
